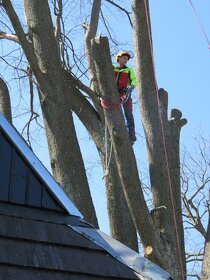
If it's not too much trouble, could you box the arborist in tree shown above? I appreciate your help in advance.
[113,51,137,144]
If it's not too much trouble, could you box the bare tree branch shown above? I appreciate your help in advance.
[54,0,62,46]
[1,0,40,76]
[105,0,133,27]
[21,66,39,148]
[0,31,19,42]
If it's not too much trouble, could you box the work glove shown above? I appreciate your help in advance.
[125,85,134,95]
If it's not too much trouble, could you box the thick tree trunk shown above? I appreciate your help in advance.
[91,36,172,265]
[84,0,102,103]
[63,70,139,250]
[0,78,12,123]
[24,0,98,227]
[132,0,187,278]
[99,145,139,251]
[83,0,138,249]
[2,0,98,227]
[201,214,210,280]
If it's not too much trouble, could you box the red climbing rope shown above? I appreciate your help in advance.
[188,0,210,49]
[142,1,185,279]
[100,98,122,110]
[100,92,131,110]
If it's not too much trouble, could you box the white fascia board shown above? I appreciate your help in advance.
[0,113,82,218]
[69,225,171,280]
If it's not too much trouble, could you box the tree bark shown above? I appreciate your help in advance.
[100,146,139,251]
[83,0,138,250]
[2,0,98,227]
[132,0,187,278]
[84,0,102,96]
[0,78,12,123]
[63,70,139,251]
[201,214,210,280]
[91,36,172,265]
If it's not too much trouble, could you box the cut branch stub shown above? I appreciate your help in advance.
[158,88,168,122]
[158,88,168,110]
[170,109,187,129]
[171,109,182,120]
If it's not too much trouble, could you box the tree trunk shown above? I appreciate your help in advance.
[2,0,98,227]
[91,36,171,265]
[84,0,102,108]
[100,145,139,251]
[201,214,210,280]
[83,0,138,249]
[63,71,139,251]
[24,0,98,227]
[0,78,12,123]
[132,0,187,278]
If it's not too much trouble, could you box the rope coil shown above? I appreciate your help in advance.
[100,98,122,110]
[100,91,131,110]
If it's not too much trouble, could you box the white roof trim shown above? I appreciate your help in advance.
[69,225,171,280]
[0,113,82,218]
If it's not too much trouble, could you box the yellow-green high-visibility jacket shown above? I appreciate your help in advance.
[113,65,136,90]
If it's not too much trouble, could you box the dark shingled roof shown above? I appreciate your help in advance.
[0,202,141,280]
[0,113,171,280]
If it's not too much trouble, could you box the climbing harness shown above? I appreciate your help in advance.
[120,89,131,104]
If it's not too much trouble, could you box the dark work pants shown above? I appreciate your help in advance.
[122,97,136,141]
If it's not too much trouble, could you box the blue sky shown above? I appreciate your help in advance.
[150,0,210,141]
